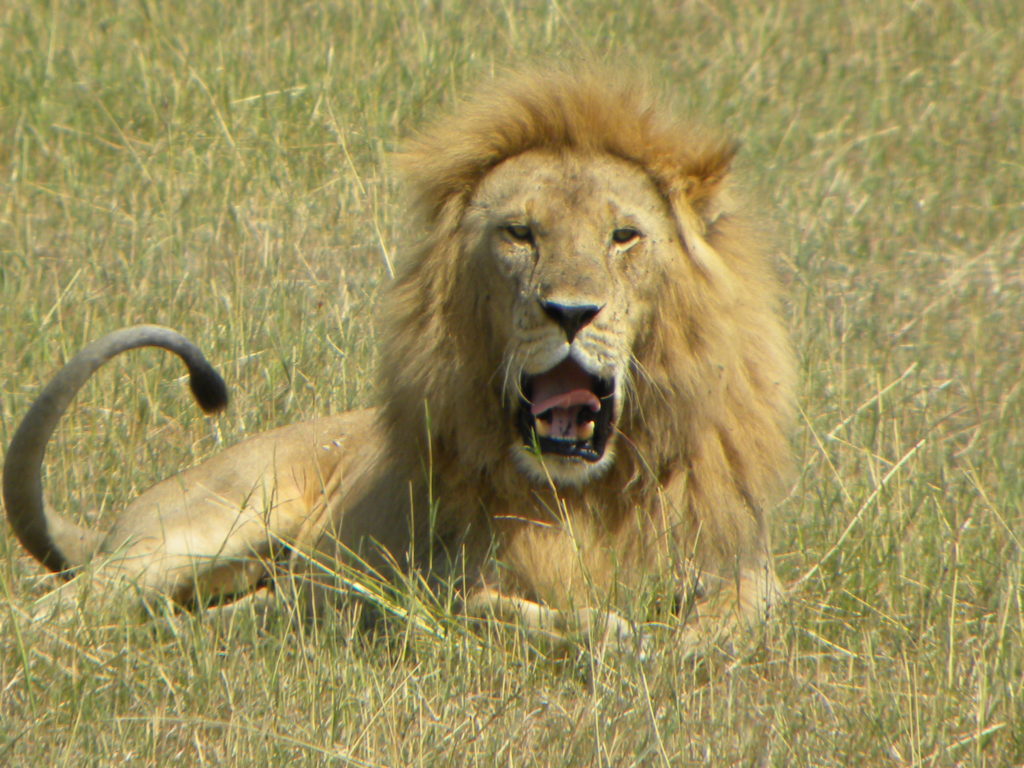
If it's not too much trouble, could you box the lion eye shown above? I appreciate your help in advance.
[611,227,642,245]
[504,224,534,243]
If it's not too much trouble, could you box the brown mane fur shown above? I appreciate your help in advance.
[377,67,795,608]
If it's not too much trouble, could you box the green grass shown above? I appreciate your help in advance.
[1,0,1021,765]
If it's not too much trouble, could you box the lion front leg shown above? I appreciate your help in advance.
[464,587,649,656]
[676,559,782,651]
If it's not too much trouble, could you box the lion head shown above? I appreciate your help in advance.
[378,67,794,571]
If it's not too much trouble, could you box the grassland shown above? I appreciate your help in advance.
[1,0,1021,765]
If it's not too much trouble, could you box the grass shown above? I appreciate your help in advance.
[1,0,1021,764]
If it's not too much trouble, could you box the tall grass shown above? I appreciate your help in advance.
[1,0,1021,764]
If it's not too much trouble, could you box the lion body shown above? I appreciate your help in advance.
[4,68,795,648]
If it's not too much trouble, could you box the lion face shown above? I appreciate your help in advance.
[461,150,684,485]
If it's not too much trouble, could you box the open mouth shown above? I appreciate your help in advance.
[517,358,615,462]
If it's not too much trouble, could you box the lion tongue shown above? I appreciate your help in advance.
[531,389,601,417]
[529,360,601,440]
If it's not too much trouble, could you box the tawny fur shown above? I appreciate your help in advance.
[4,66,795,649]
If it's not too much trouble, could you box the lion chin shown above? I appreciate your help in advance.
[4,65,796,656]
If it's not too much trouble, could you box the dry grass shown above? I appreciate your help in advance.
[1,0,1021,765]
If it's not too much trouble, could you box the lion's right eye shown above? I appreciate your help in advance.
[504,224,534,244]
[611,227,642,245]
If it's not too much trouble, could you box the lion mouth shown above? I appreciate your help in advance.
[517,358,615,462]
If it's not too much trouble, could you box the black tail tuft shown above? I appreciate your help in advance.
[188,361,230,414]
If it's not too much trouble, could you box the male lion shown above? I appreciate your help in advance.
[3,67,795,650]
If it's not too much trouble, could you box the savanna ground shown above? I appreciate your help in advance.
[1,1,1021,765]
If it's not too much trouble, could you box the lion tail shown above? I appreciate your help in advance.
[3,326,228,574]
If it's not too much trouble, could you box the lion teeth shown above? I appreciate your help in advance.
[535,419,552,438]
[578,421,595,440]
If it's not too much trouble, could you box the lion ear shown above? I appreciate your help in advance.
[660,139,740,292]
[678,138,739,228]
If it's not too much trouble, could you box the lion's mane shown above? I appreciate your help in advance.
[377,67,795,597]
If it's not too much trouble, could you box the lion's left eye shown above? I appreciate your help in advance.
[611,227,642,245]
[504,224,534,244]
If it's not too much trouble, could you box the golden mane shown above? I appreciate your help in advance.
[397,66,736,226]
[380,66,795,579]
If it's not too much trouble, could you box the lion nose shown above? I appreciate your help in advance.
[540,300,603,343]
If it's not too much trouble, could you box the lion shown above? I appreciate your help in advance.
[3,67,795,651]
